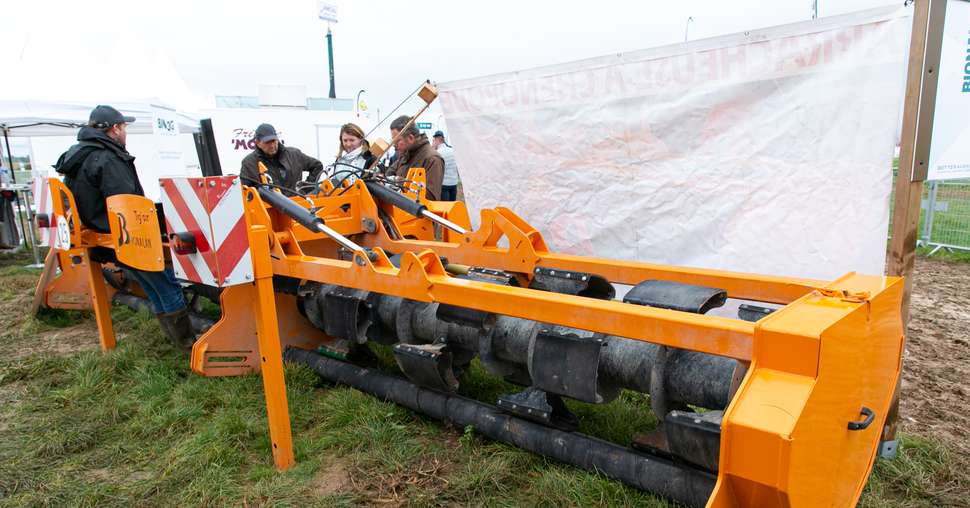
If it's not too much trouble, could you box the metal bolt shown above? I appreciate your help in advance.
[581,276,588,281]
[245,274,252,280]
[209,180,216,187]
[511,404,518,409]
[197,181,203,187]
[550,270,556,275]
[534,267,541,273]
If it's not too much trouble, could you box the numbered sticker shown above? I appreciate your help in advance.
[55,216,71,251]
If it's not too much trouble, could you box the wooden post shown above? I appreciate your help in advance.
[882,0,947,456]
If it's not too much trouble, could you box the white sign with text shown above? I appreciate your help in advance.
[927,0,970,181]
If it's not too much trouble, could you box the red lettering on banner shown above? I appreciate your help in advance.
[835,26,854,54]
[518,78,537,107]
[720,45,746,78]
[442,92,469,116]
[581,69,598,100]
[697,50,719,83]
[502,81,515,108]
[794,33,823,68]
[775,36,799,72]
[604,64,627,95]
[672,53,695,85]
[654,58,672,88]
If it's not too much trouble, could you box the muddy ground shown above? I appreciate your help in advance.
[901,257,970,453]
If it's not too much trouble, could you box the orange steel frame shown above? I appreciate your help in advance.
[188,170,904,507]
[36,180,121,350]
[45,169,904,506]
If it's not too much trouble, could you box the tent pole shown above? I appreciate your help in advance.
[3,128,16,184]
[3,127,38,261]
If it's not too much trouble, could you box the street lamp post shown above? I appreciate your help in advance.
[684,16,694,42]
[356,89,366,118]
[317,2,339,98]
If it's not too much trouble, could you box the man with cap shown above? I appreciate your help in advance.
[240,123,324,194]
[54,105,196,350]
[432,131,459,201]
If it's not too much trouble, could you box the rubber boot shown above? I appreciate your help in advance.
[157,307,197,351]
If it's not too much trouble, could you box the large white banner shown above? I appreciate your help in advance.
[439,7,911,280]
[927,0,970,181]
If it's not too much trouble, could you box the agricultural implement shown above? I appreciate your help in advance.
[35,86,904,507]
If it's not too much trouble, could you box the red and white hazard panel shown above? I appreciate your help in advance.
[33,175,54,247]
[159,175,253,287]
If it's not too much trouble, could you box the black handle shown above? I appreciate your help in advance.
[847,406,875,431]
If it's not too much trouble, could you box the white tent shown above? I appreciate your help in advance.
[1,25,211,177]
[0,30,212,200]
[0,100,200,137]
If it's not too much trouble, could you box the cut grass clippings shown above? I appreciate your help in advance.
[0,249,966,507]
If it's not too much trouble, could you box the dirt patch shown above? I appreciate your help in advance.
[364,458,452,506]
[900,257,970,453]
[312,459,352,497]
[8,322,100,361]
[347,449,460,507]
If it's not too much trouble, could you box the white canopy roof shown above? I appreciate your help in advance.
[0,100,200,137]
[3,28,210,138]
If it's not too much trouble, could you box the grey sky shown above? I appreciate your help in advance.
[7,0,902,124]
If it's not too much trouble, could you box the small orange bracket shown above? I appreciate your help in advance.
[47,179,118,351]
[814,287,872,303]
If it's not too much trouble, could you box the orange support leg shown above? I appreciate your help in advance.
[83,250,116,350]
[252,275,295,470]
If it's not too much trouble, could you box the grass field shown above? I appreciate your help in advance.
[1,250,967,507]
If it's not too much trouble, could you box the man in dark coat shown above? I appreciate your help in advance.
[239,123,323,194]
[387,116,445,200]
[54,105,195,350]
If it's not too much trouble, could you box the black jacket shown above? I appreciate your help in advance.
[54,126,144,233]
[239,145,323,195]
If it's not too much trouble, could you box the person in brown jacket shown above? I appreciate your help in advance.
[387,115,445,200]
[240,123,323,195]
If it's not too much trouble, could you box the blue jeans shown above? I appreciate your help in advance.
[440,185,458,201]
[124,267,187,314]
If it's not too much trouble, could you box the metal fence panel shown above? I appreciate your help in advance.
[920,180,970,253]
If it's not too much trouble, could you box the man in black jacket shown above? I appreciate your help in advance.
[54,105,195,350]
[239,123,323,194]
